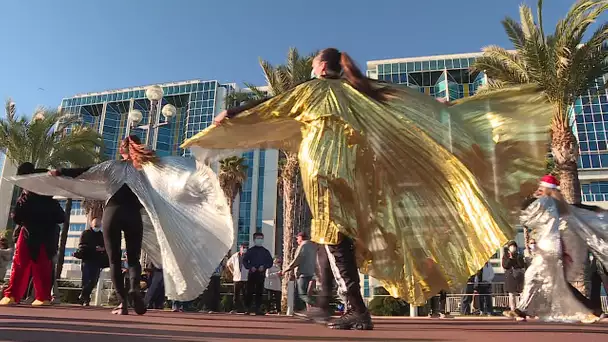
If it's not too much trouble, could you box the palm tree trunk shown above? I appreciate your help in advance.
[551,119,581,204]
[55,198,72,279]
[280,152,299,313]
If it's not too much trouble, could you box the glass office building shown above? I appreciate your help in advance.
[367,52,486,101]
[54,80,280,276]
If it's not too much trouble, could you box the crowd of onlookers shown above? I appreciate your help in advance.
[426,239,534,318]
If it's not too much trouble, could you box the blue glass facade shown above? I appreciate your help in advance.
[58,199,85,216]
[60,81,221,159]
[237,151,255,247]
[573,76,608,170]
[374,55,484,99]
[256,150,266,233]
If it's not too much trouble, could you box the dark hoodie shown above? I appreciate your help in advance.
[12,164,65,261]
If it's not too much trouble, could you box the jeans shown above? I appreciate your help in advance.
[297,275,313,306]
[476,284,493,314]
[144,269,164,309]
[80,262,102,304]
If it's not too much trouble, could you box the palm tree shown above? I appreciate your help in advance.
[0,99,104,278]
[253,47,315,312]
[472,0,608,204]
[83,199,104,220]
[219,156,248,211]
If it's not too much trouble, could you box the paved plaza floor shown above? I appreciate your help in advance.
[0,306,607,342]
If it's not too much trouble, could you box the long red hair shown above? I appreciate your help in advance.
[120,134,158,169]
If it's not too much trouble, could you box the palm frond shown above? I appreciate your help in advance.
[520,4,538,39]
[259,59,280,96]
[0,107,104,168]
[4,98,15,121]
[502,17,526,50]
[243,83,268,99]
[537,0,546,43]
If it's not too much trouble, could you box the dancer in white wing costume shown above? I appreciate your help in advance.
[8,134,233,315]
[504,175,607,323]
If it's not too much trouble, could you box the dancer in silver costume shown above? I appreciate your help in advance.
[7,135,233,313]
[505,175,607,323]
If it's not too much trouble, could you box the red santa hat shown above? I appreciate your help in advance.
[539,174,560,189]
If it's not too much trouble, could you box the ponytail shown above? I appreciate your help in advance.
[120,135,159,169]
[339,52,390,102]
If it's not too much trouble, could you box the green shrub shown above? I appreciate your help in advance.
[220,295,233,312]
[368,296,409,316]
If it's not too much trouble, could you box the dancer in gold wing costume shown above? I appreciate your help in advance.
[182,48,552,329]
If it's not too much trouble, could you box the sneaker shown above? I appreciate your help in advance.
[428,313,440,318]
[31,299,51,306]
[0,297,16,306]
[327,310,374,330]
[581,314,600,324]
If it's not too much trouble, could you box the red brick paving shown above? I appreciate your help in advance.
[0,306,607,342]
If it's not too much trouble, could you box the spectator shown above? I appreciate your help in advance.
[265,256,282,314]
[460,262,494,316]
[75,217,108,306]
[282,232,317,312]
[204,259,224,313]
[226,244,248,313]
[502,241,525,312]
[243,232,273,315]
[428,290,449,318]
[0,163,65,307]
[143,262,165,309]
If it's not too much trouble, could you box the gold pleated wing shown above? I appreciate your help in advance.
[182,79,551,304]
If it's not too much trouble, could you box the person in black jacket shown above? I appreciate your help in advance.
[243,232,273,315]
[49,135,156,315]
[0,163,65,306]
[76,217,108,306]
[502,241,525,311]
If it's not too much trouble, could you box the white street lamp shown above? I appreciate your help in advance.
[128,109,143,126]
[161,104,176,121]
[145,85,164,102]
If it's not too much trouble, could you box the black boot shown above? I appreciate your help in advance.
[128,265,147,315]
[327,309,373,330]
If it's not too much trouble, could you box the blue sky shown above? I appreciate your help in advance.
[0,0,596,115]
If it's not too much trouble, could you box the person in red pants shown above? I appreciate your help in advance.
[0,163,65,306]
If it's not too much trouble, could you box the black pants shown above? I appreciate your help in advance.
[205,275,221,312]
[430,290,447,315]
[268,289,281,312]
[80,261,101,303]
[233,281,247,311]
[102,205,143,305]
[316,236,366,314]
[246,271,265,310]
[590,269,608,315]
